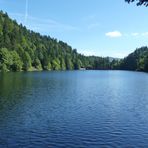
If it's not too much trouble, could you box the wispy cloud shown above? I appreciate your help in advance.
[87,23,100,30]
[130,32,148,37]
[9,12,23,18]
[9,12,79,33]
[106,31,148,38]
[131,32,139,36]
[142,32,148,36]
[106,31,122,38]
[82,14,96,22]
[82,14,100,30]
[25,0,28,24]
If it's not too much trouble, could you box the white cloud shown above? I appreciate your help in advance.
[142,32,148,36]
[131,33,139,36]
[106,31,148,38]
[106,31,122,38]
[131,32,148,37]
[9,13,79,33]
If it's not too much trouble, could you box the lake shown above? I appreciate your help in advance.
[0,71,148,147]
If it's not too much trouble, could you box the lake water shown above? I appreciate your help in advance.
[0,71,148,147]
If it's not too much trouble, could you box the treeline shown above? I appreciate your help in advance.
[119,47,148,72]
[0,11,112,72]
[0,11,148,72]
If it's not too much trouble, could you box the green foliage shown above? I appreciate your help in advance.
[117,47,148,72]
[125,0,148,6]
[0,11,115,72]
[0,48,12,71]
[0,63,8,72]
[65,56,73,70]
[33,58,42,70]
[74,59,82,70]
[47,62,52,70]
[0,10,148,72]
[11,51,23,71]
[60,58,66,70]
[0,11,147,73]
[143,55,148,72]
[22,52,32,71]
[0,48,22,71]
[52,58,61,70]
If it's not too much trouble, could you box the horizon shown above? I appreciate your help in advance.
[0,0,148,58]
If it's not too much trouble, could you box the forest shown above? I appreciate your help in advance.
[119,47,148,72]
[0,11,148,72]
[0,11,112,72]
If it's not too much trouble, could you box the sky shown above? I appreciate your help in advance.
[0,0,148,58]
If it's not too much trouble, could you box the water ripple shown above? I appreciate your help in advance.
[0,71,148,147]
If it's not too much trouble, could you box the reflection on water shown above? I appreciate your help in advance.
[0,71,148,147]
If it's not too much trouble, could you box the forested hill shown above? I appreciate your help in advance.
[0,11,148,72]
[0,11,112,72]
[119,47,148,72]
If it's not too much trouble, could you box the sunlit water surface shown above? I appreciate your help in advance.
[0,71,148,147]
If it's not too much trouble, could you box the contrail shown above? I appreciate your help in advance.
[25,0,28,24]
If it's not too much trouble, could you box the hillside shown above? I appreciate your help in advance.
[0,11,148,72]
[119,47,148,72]
[0,11,111,72]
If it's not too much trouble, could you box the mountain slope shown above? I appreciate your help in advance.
[119,47,148,72]
[0,11,111,72]
[0,11,148,72]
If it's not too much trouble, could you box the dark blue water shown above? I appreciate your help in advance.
[0,71,148,147]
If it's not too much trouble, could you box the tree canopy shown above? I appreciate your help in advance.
[119,47,148,72]
[0,11,148,72]
[125,0,148,6]
[0,11,112,72]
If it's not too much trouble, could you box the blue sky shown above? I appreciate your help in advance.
[0,0,148,58]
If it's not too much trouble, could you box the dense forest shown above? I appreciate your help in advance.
[119,47,148,72]
[0,11,112,72]
[0,11,148,72]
